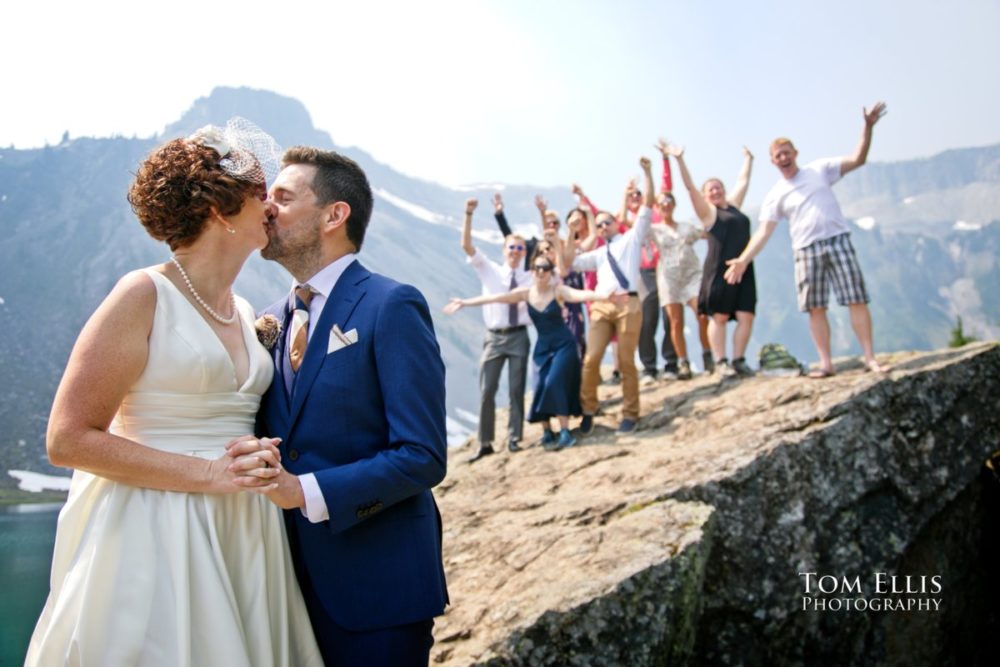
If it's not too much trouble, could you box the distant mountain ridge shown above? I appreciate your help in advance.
[835,143,1000,235]
[0,86,997,493]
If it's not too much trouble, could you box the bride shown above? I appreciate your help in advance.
[25,119,322,666]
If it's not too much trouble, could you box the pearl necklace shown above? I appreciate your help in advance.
[170,256,237,325]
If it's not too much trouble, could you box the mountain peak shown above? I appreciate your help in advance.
[162,86,332,150]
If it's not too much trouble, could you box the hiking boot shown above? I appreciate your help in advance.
[732,357,756,377]
[702,350,716,374]
[677,359,693,380]
[579,414,594,435]
[558,428,577,448]
[617,418,637,433]
[640,370,658,386]
[717,358,737,379]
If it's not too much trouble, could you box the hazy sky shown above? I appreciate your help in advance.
[5,0,999,214]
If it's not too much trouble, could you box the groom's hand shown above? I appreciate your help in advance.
[263,469,307,510]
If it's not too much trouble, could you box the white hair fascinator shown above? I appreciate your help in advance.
[187,117,282,187]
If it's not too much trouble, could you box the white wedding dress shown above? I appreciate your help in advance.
[25,270,322,667]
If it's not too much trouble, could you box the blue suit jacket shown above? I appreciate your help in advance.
[257,260,449,632]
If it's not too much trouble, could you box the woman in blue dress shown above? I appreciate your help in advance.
[445,251,621,449]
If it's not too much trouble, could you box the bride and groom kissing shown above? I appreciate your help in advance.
[26,119,448,666]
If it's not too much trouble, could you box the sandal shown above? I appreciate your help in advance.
[807,368,836,379]
[865,360,892,373]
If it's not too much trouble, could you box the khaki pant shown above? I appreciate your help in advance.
[581,296,643,420]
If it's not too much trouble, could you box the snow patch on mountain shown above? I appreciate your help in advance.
[374,188,445,224]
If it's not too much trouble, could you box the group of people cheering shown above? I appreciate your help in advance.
[447,103,892,462]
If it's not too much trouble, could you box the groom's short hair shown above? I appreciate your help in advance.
[282,146,374,251]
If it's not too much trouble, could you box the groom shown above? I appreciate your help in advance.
[243,146,448,665]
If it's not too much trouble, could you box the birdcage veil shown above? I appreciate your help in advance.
[186,117,282,187]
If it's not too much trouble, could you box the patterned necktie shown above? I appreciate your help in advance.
[508,273,518,327]
[288,285,315,373]
[606,244,630,290]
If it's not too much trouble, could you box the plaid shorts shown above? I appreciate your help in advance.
[793,233,869,311]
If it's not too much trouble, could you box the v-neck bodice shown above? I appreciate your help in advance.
[108,269,274,457]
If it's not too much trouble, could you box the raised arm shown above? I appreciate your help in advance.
[493,192,513,237]
[617,179,637,227]
[655,138,674,192]
[572,183,600,216]
[667,143,717,230]
[461,198,477,257]
[728,146,754,209]
[632,156,655,242]
[562,212,582,269]
[443,286,530,313]
[578,206,600,251]
[640,156,655,208]
[841,101,887,176]
[534,194,548,228]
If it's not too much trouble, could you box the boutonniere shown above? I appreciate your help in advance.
[254,314,282,350]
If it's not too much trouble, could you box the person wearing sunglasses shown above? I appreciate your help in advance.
[492,192,563,271]
[461,198,534,462]
[563,156,656,435]
[446,249,624,450]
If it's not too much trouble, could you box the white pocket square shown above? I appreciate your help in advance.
[327,325,359,354]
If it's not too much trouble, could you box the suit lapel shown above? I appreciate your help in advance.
[259,299,294,415]
[276,295,296,405]
[287,260,369,431]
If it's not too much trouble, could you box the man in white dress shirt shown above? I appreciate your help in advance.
[569,157,655,433]
[461,198,534,461]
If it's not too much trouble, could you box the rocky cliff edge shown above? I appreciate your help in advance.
[432,343,1000,666]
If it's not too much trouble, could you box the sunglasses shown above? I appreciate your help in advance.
[596,219,614,228]
[507,244,526,251]
[545,220,560,228]
[534,264,554,273]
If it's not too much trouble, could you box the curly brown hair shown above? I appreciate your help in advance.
[128,139,260,250]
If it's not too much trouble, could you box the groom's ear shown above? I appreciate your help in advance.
[323,201,352,233]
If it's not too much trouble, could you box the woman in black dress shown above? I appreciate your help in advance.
[667,143,756,378]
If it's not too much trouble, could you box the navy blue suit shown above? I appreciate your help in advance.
[257,260,448,663]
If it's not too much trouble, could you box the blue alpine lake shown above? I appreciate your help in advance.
[0,503,58,666]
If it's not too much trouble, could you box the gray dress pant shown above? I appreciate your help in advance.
[478,327,530,445]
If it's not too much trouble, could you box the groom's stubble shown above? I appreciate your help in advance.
[261,209,326,282]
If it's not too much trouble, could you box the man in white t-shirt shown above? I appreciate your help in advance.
[723,102,892,377]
